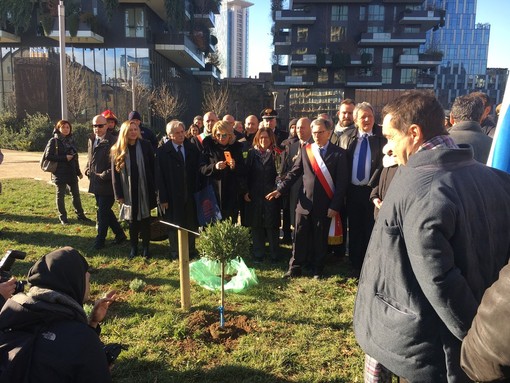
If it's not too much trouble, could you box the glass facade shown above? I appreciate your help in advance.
[0,46,153,121]
[423,0,502,107]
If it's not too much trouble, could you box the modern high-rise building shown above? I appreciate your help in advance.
[272,0,446,118]
[216,0,253,78]
[0,0,222,127]
[423,0,507,108]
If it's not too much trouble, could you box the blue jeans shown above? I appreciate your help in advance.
[94,194,124,246]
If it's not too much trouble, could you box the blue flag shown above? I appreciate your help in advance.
[487,81,510,173]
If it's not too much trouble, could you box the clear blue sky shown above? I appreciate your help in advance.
[247,0,510,77]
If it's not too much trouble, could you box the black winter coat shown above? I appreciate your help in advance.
[199,140,246,221]
[244,148,280,228]
[45,133,81,185]
[155,139,200,228]
[85,132,117,196]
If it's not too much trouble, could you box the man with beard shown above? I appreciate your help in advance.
[330,99,355,146]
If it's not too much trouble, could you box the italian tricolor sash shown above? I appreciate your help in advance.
[305,143,343,245]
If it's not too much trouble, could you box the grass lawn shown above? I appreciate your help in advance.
[0,178,365,383]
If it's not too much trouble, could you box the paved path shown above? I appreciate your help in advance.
[0,149,90,191]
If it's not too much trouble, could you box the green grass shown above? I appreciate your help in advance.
[0,178,364,383]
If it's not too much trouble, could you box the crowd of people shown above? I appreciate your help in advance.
[1,89,509,381]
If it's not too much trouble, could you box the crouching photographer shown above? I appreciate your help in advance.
[0,247,120,383]
[0,250,27,309]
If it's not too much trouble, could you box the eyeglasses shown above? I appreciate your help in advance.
[216,133,228,139]
[93,124,106,128]
[312,130,327,136]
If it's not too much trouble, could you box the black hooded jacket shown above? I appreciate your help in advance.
[0,247,111,383]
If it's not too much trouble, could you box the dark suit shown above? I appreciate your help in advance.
[340,125,387,270]
[156,139,200,255]
[278,142,348,275]
[282,138,313,228]
[85,132,125,247]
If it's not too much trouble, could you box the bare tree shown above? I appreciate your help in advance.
[202,80,230,117]
[149,82,186,122]
[66,61,91,121]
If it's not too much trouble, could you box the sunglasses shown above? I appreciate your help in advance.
[93,124,106,128]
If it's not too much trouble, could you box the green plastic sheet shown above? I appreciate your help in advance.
[189,257,258,293]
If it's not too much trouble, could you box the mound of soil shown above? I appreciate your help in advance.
[186,310,257,349]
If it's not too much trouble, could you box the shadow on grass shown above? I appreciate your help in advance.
[113,359,295,383]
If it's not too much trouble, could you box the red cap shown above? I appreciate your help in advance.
[101,109,118,123]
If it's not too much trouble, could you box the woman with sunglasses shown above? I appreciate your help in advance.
[199,120,246,222]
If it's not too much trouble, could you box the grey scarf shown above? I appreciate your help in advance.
[120,140,150,221]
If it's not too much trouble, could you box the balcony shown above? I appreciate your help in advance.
[191,63,220,81]
[47,27,104,44]
[293,0,371,3]
[274,10,316,28]
[416,74,436,88]
[273,73,314,87]
[346,74,382,87]
[359,32,426,46]
[290,54,323,66]
[382,0,423,3]
[154,33,205,69]
[118,0,166,16]
[397,53,442,68]
[274,33,291,55]
[0,29,20,43]
[194,11,215,28]
[399,9,444,32]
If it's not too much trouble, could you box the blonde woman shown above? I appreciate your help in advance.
[111,120,156,258]
[199,120,246,221]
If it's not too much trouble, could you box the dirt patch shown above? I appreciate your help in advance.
[185,310,257,350]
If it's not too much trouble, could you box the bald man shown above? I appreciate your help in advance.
[85,115,126,250]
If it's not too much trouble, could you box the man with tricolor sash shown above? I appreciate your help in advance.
[266,118,348,279]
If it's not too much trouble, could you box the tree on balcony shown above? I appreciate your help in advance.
[0,0,34,35]
[101,0,119,22]
[165,0,185,30]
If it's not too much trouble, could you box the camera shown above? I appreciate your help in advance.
[0,249,27,294]
[104,343,128,365]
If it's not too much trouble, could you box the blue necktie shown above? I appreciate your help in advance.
[319,147,325,159]
[177,145,184,162]
[357,134,368,182]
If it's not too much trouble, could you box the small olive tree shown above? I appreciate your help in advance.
[196,219,250,327]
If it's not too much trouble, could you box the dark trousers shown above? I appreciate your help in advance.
[129,217,151,249]
[252,226,279,260]
[347,185,374,270]
[290,212,329,275]
[56,181,84,220]
[281,198,292,239]
[95,194,124,246]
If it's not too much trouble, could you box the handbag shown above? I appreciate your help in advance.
[193,184,222,226]
[118,204,132,221]
[148,206,168,241]
[40,139,58,173]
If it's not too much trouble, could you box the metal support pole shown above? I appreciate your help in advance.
[58,1,67,120]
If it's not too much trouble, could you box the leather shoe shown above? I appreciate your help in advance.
[60,219,70,225]
[129,247,138,259]
[313,274,323,280]
[112,235,127,245]
[92,242,104,250]
[77,215,93,223]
